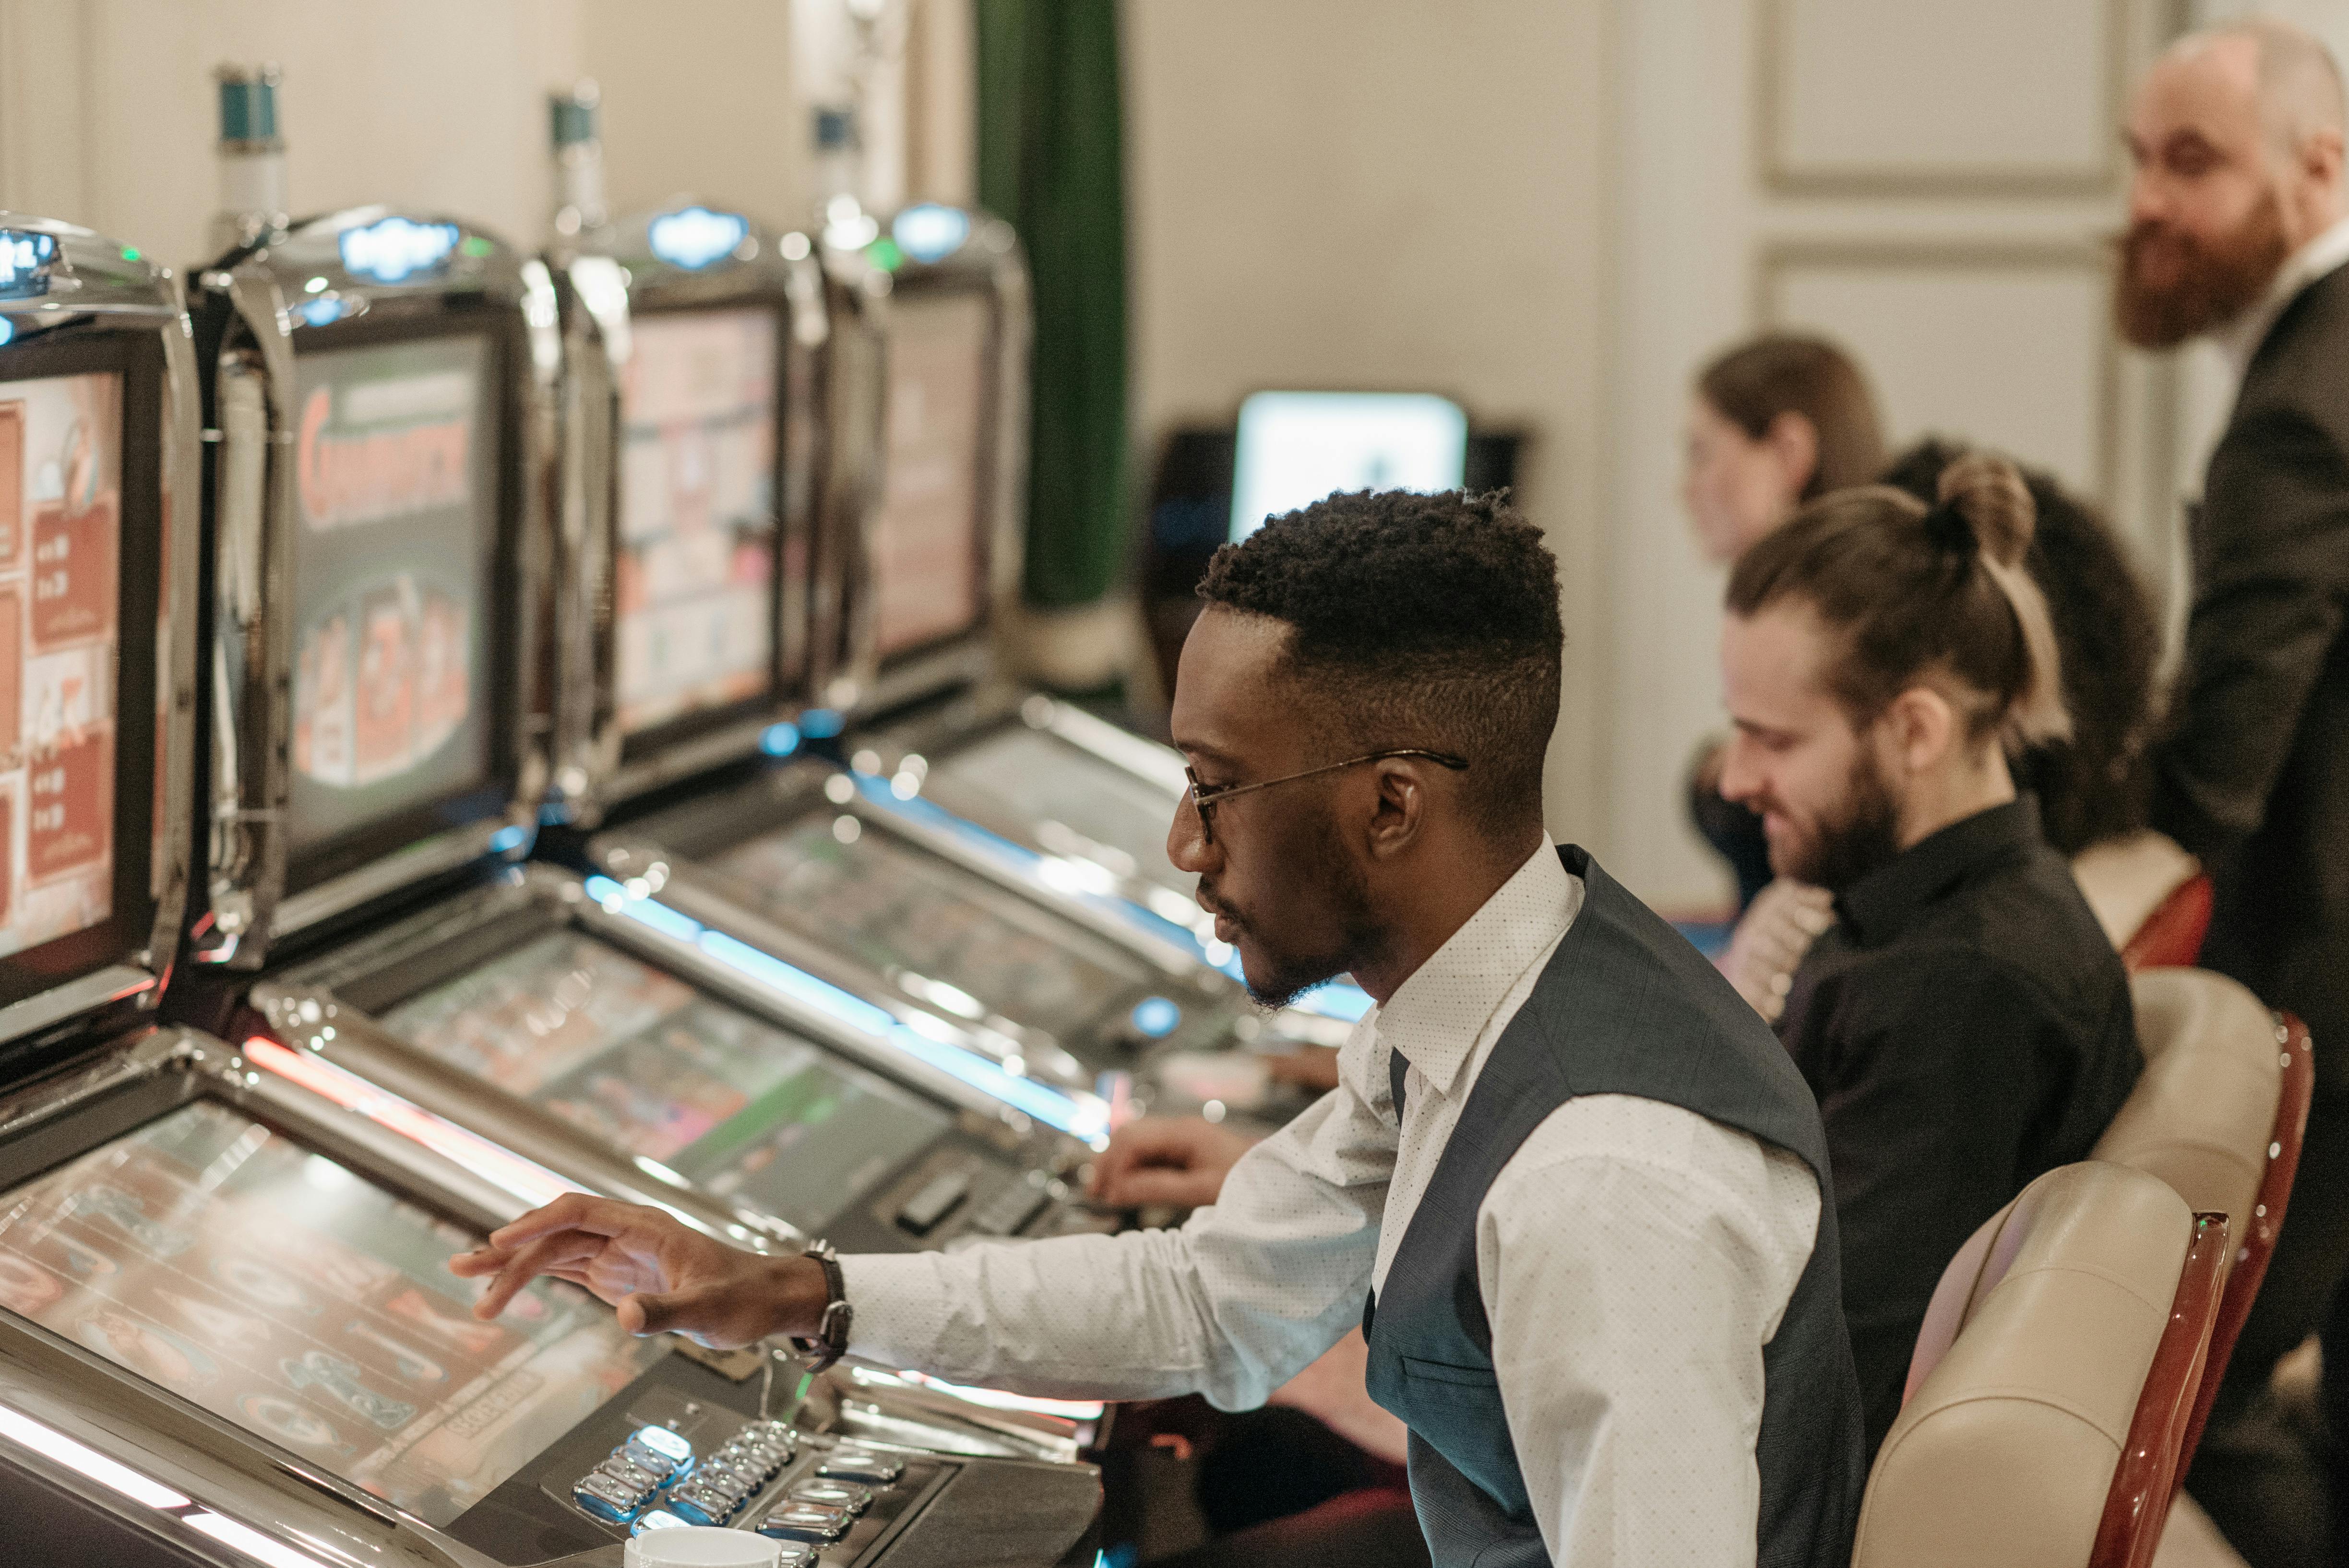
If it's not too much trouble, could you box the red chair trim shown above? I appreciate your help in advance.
[2122,873,2215,971]
[2092,1212,2231,1568]
[2174,1011,2314,1480]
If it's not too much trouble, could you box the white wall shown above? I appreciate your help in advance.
[1124,0,1616,848]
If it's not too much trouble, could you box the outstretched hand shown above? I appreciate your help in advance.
[1088,1116,1258,1210]
[449,1194,826,1350]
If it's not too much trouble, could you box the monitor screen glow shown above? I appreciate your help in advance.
[287,336,498,855]
[0,369,119,960]
[1228,391,1468,542]
[870,292,990,659]
[614,307,780,736]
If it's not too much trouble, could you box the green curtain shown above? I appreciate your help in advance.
[975,0,1128,612]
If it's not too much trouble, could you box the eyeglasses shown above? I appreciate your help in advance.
[1181,749,1469,845]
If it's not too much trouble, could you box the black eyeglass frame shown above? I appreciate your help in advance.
[1181,749,1470,845]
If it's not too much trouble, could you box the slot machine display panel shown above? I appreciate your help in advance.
[252,862,1110,1259]
[0,1033,1101,1568]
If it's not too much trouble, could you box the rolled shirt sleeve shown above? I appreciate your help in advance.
[841,1047,1396,1408]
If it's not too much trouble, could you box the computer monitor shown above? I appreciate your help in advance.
[285,329,504,878]
[613,304,785,741]
[870,289,993,662]
[0,336,164,1007]
[1228,391,1469,541]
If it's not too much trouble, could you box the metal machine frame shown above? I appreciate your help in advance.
[186,207,554,969]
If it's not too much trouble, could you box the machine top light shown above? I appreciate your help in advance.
[648,205,750,272]
[337,216,461,285]
[0,230,58,301]
[892,203,970,264]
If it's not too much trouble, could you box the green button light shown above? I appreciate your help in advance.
[864,237,904,272]
[459,236,495,258]
[119,247,141,262]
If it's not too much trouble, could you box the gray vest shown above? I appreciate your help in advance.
[1362,846,1864,1567]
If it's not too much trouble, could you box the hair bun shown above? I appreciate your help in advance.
[1934,451,2035,568]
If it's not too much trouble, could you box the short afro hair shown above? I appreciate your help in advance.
[1198,488,1562,836]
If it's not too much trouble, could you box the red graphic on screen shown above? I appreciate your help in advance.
[0,370,117,958]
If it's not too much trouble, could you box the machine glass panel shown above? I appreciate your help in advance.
[931,726,1190,897]
[1228,390,1468,541]
[0,1097,665,1527]
[617,306,781,737]
[871,292,990,660]
[0,335,162,1007]
[377,928,951,1231]
[714,815,1152,1042]
[287,334,500,856]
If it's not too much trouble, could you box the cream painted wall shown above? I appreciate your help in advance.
[1124,0,1616,848]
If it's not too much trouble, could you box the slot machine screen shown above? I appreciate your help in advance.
[286,334,500,860]
[615,307,781,737]
[932,728,1191,897]
[1229,392,1468,541]
[0,1099,666,1526]
[378,931,950,1233]
[715,817,1153,1043]
[870,291,992,659]
[0,369,124,962]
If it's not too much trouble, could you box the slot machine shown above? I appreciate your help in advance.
[165,86,1103,1559]
[0,212,1102,1568]
[567,203,1362,1111]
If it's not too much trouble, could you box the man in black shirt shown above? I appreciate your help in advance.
[1719,453,2141,1457]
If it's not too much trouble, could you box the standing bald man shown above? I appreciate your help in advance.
[2121,20,2349,1406]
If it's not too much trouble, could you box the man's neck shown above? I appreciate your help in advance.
[1894,753,2016,852]
[1353,825,1548,1004]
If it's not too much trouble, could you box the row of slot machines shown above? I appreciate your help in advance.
[0,84,1365,1568]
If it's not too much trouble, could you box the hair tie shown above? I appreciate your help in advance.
[1921,500,1976,555]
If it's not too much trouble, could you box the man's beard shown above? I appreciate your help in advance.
[1770,750,1903,895]
[2115,189,2290,348]
[1202,809,1383,1010]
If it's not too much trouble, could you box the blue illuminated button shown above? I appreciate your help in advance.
[758,1501,852,1543]
[624,1425,693,1477]
[1131,997,1182,1039]
[632,1509,689,1537]
[697,1460,759,1501]
[789,1479,872,1515]
[572,1472,646,1523]
[815,1447,904,1485]
[596,1455,662,1493]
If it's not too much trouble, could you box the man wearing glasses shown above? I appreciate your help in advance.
[453,489,1865,1567]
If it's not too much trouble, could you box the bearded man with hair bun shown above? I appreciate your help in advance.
[1718,451,2142,1461]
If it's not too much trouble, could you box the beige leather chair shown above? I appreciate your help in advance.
[2072,831,2212,970]
[2093,968,2311,1472]
[1855,1163,2229,1568]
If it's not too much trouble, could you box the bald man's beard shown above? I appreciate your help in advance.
[2116,190,2291,348]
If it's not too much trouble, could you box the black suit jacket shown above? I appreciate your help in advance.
[2151,261,2349,1081]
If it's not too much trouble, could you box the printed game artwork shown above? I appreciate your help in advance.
[615,308,779,734]
[0,1101,666,1527]
[287,338,495,853]
[0,371,119,958]
[870,292,990,658]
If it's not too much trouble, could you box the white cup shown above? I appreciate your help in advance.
[624,1525,781,1568]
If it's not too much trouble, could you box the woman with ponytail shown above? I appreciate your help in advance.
[1714,451,2144,1461]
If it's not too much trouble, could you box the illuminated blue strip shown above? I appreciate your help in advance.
[584,877,1101,1138]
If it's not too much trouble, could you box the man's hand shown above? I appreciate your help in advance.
[1720,878,1835,1023]
[1087,1117,1257,1210]
[449,1194,827,1349]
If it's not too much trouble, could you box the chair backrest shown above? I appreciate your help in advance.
[2072,831,2209,968]
[2093,969,2311,1476]
[1857,1162,2230,1568]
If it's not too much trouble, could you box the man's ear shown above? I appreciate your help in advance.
[1765,410,1821,497]
[1880,685,1958,778]
[1363,759,1430,861]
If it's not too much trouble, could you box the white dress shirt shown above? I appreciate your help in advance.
[2215,213,2349,382]
[843,838,1822,1566]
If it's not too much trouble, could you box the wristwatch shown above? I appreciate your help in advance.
[789,1239,853,1374]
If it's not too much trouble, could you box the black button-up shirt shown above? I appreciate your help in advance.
[1778,796,2140,1458]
